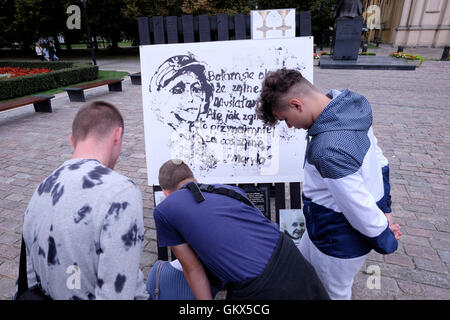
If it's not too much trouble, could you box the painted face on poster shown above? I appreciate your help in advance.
[140,37,313,185]
[149,55,214,131]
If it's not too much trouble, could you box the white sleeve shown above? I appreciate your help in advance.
[373,133,389,167]
[323,169,397,254]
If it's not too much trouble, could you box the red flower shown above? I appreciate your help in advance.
[0,66,54,78]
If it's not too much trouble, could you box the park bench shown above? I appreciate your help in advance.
[0,95,54,113]
[64,79,124,102]
[129,72,141,85]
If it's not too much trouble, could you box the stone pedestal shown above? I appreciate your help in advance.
[332,16,363,60]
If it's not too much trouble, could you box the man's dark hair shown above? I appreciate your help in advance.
[72,101,124,145]
[256,68,315,126]
[159,159,194,191]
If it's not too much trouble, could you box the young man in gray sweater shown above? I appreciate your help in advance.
[20,101,148,300]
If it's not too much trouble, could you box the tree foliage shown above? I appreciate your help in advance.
[1,0,340,50]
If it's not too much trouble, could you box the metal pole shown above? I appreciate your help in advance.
[81,0,96,66]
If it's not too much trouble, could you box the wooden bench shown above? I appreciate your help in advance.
[64,79,124,102]
[129,72,141,85]
[0,95,55,113]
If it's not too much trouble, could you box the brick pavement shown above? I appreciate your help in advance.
[0,56,449,300]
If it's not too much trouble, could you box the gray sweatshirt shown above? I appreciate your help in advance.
[22,159,149,300]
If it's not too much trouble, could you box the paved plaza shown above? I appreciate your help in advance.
[0,49,449,299]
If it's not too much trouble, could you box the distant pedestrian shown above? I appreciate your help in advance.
[42,45,50,62]
[48,41,59,61]
[35,43,44,61]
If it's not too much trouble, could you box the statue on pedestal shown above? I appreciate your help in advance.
[334,0,364,18]
[331,0,365,60]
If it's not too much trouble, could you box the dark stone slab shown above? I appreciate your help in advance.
[319,55,416,70]
[332,17,363,60]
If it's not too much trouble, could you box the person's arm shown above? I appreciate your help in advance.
[372,134,401,239]
[95,184,146,300]
[372,133,392,213]
[317,151,398,254]
[171,243,212,300]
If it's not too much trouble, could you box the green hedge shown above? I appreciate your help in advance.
[0,61,73,70]
[0,61,98,100]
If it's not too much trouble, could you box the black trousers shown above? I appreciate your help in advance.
[226,232,330,300]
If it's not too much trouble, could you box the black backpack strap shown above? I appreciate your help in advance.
[184,182,254,208]
[199,184,255,208]
[185,182,206,203]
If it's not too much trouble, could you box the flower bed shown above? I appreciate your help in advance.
[390,52,425,66]
[0,66,54,79]
[0,61,98,100]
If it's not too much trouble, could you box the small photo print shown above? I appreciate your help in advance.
[279,209,306,245]
[154,190,166,207]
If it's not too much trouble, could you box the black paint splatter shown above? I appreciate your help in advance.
[114,274,126,293]
[74,205,92,224]
[94,241,103,255]
[47,236,59,266]
[89,166,110,180]
[87,292,96,300]
[97,278,104,289]
[68,159,90,170]
[82,176,95,189]
[82,166,111,189]
[121,223,139,249]
[38,246,46,258]
[106,202,129,220]
[51,183,64,206]
[37,166,64,195]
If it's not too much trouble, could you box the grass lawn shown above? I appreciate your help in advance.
[0,70,129,104]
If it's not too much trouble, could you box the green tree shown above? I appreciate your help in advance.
[14,0,74,51]
[0,0,18,48]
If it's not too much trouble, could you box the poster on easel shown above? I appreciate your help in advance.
[140,37,313,185]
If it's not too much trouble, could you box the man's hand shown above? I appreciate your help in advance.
[171,243,213,300]
[385,213,402,240]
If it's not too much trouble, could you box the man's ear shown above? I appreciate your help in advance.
[113,127,123,145]
[162,189,171,197]
[69,133,75,148]
[288,98,304,112]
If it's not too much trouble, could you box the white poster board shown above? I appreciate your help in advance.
[140,37,312,185]
[251,8,296,39]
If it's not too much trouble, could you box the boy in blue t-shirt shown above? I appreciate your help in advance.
[153,159,329,300]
